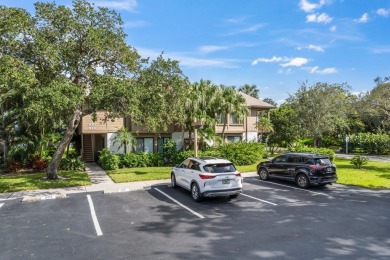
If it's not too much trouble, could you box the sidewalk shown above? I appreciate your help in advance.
[0,163,258,202]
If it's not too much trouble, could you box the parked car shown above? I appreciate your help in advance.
[256,153,337,188]
[171,157,243,202]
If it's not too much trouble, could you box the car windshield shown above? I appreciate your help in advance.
[314,158,332,166]
[204,163,236,173]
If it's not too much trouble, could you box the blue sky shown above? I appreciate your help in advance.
[3,0,390,105]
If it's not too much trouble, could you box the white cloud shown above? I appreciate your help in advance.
[224,23,266,36]
[199,45,229,54]
[300,0,319,13]
[238,24,266,33]
[355,13,369,23]
[306,13,333,24]
[281,57,309,67]
[377,8,390,17]
[224,17,247,24]
[251,56,283,65]
[330,25,337,32]
[298,44,324,52]
[299,0,329,13]
[252,56,309,67]
[93,0,137,11]
[305,66,337,74]
[369,46,390,54]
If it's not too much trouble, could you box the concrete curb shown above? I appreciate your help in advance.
[22,192,67,202]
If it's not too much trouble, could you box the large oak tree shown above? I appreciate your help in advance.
[0,0,188,179]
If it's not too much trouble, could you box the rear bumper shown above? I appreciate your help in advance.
[201,188,242,198]
[309,176,338,185]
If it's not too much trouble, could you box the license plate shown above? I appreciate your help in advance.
[222,179,230,184]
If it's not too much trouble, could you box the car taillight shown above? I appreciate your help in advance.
[199,173,216,179]
[235,172,241,177]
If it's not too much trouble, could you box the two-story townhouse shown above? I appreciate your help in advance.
[79,92,275,162]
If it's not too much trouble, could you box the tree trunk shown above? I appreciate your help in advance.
[46,109,82,179]
[221,113,228,143]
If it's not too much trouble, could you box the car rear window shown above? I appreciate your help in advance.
[203,163,236,173]
[314,158,332,166]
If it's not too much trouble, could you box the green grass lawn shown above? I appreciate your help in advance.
[2,158,389,193]
[108,159,390,190]
[107,163,261,183]
[334,158,390,189]
[0,171,91,193]
[107,167,172,183]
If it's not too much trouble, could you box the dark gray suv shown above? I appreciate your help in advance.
[256,153,337,188]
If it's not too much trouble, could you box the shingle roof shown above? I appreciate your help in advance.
[239,92,276,109]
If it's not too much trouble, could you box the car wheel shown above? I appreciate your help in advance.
[171,173,177,188]
[191,183,202,202]
[258,168,269,180]
[296,174,310,189]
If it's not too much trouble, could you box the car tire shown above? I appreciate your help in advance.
[171,173,177,188]
[191,182,203,202]
[258,168,270,180]
[296,174,310,189]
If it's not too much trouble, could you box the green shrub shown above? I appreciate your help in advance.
[173,150,194,165]
[148,153,164,167]
[199,149,222,158]
[288,146,335,161]
[343,133,390,155]
[98,148,120,170]
[136,152,150,167]
[119,152,165,168]
[60,157,85,171]
[119,153,138,168]
[162,140,177,164]
[350,155,369,169]
[217,142,265,166]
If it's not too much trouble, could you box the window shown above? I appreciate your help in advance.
[287,156,301,163]
[189,160,201,171]
[227,136,242,143]
[157,137,171,153]
[229,114,242,124]
[204,163,236,173]
[274,155,286,163]
[217,114,225,124]
[136,138,154,153]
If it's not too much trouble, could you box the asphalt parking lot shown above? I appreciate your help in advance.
[1,177,389,260]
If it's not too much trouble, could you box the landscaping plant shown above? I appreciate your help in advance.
[350,155,369,169]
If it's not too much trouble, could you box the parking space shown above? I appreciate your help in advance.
[1,179,389,259]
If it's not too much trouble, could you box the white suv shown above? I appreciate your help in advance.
[171,157,243,202]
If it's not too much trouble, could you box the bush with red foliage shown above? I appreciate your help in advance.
[6,160,21,173]
[27,155,48,172]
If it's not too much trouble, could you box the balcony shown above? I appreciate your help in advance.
[80,112,124,134]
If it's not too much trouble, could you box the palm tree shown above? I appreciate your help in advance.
[216,86,249,142]
[112,127,136,153]
[238,84,259,99]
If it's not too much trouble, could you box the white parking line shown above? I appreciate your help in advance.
[0,203,4,209]
[255,179,331,197]
[87,195,103,236]
[154,188,205,219]
[241,193,278,206]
